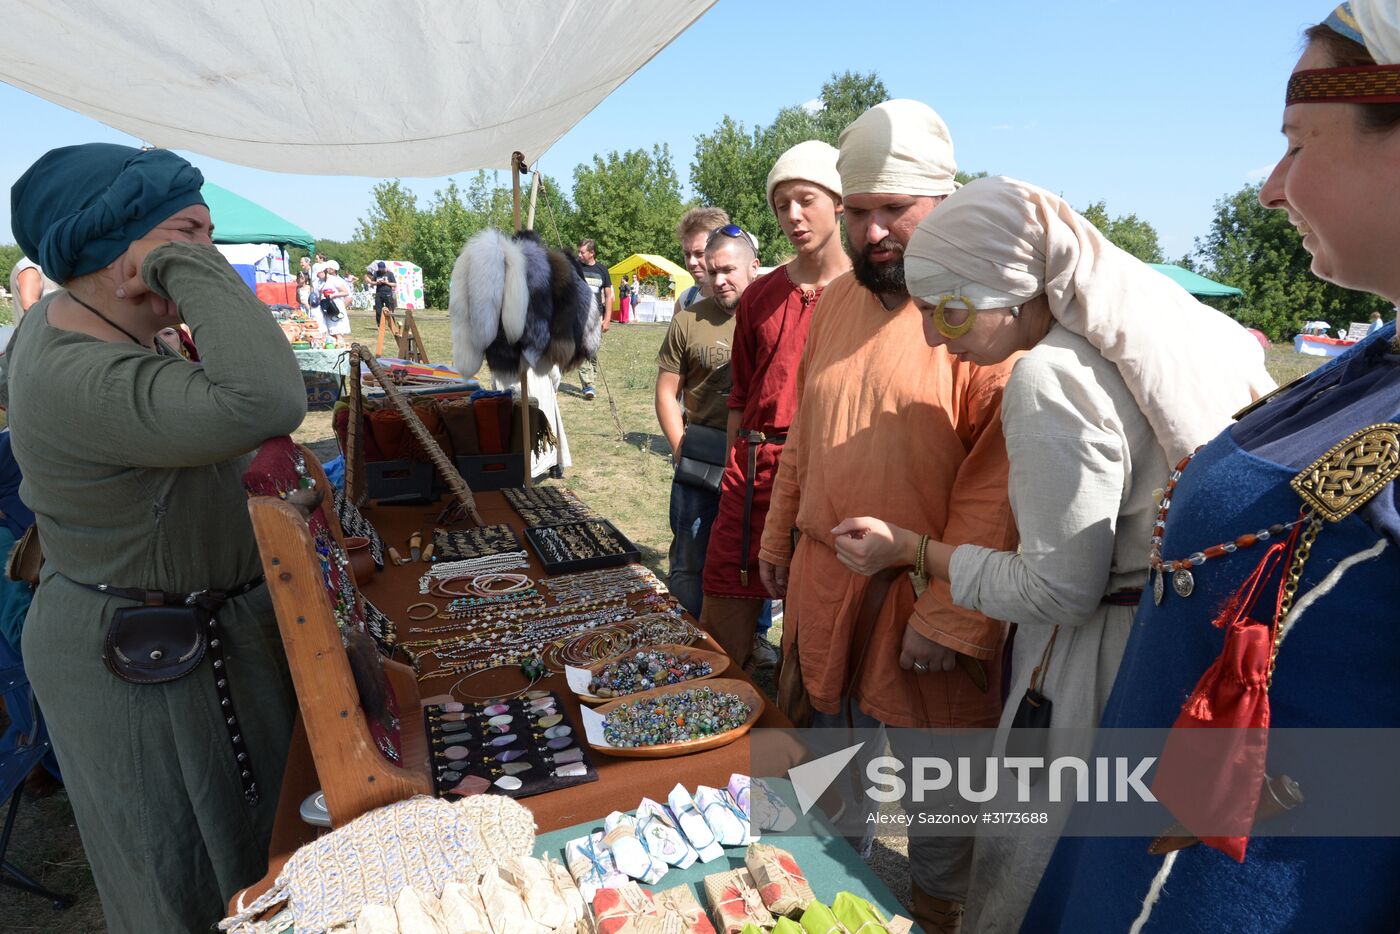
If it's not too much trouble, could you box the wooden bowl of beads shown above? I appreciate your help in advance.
[589,678,765,758]
[574,643,731,705]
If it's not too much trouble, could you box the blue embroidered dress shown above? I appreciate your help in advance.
[1023,324,1400,932]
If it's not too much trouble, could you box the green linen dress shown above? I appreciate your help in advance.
[2,242,307,932]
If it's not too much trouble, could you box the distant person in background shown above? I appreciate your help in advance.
[296,270,311,313]
[315,265,353,342]
[1370,309,1386,333]
[656,228,760,617]
[674,207,731,314]
[8,255,59,322]
[618,273,632,324]
[575,238,611,400]
[371,261,397,326]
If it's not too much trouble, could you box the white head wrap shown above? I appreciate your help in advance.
[1351,0,1400,64]
[905,176,1276,463]
[766,140,842,209]
[836,99,958,197]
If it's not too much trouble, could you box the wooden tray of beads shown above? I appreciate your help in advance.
[572,643,731,705]
[586,678,765,759]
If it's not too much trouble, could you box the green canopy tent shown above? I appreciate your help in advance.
[202,182,313,305]
[1148,263,1243,298]
[202,182,314,251]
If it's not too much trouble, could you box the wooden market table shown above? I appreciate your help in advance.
[235,488,791,909]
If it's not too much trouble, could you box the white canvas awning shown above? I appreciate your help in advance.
[0,0,715,176]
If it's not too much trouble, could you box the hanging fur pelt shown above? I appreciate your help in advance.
[543,249,583,372]
[447,229,528,378]
[513,231,555,372]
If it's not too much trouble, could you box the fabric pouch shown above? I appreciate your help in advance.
[675,424,728,493]
[745,843,815,918]
[479,867,546,933]
[353,904,398,933]
[1006,626,1058,783]
[702,868,775,934]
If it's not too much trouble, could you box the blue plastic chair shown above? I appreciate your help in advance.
[0,662,73,909]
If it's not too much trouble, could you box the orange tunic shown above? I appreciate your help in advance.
[757,273,1018,728]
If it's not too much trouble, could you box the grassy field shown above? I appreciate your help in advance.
[4,312,1326,931]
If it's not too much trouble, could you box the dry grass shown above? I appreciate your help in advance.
[0,312,1328,931]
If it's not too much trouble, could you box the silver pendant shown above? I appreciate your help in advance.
[1172,568,1195,598]
[1152,568,1165,606]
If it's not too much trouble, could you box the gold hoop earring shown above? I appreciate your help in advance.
[932,295,977,339]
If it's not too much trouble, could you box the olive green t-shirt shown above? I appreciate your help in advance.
[656,296,734,430]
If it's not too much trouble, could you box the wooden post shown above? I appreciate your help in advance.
[352,343,484,525]
[526,171,541,231]
[346,346,366,506]
[512,152,533,488]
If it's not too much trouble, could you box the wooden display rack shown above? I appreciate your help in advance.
[248,449,431,827]
[374,306,430,363]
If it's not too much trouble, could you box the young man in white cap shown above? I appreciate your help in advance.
[755,100,1019,932]
[700,140,849,671]
[655,228,761,616]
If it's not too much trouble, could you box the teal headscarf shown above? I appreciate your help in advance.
[10,143,205,284]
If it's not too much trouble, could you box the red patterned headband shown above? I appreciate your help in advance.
[1287,64,1400,105]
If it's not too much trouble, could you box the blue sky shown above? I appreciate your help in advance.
[0,0,1325,260]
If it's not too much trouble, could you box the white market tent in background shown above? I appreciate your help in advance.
[0,0,716,176]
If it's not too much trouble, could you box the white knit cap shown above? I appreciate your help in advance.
[837,99,958,197]
[766,140,843,209]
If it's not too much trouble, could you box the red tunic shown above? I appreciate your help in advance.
[703,267,822,599]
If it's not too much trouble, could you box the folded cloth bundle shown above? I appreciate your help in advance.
[797,900,842,934]
[479,866,548,934]
[593,881,658,934]
[438,881,492,934]
[727,775,750,820]
[745,843,815,918]
[394,887,448,934]
[751,779,797,833]
[500,856,572,931]
[702,868,776,934]
[566,831,629,903]
[544,857,593,934]
[438,398,481,456]
[695,786,750,847]
[669,784,725,862]
[638,885,716,934]
[832,892,914,934]
[740,919,802,934]
[604,810,669,884]
[636,797,700,869]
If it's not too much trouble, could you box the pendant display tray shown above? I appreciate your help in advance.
[524,518,643,574]
[424,691,599,800]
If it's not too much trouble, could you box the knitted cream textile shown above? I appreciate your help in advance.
[220,794,536,934]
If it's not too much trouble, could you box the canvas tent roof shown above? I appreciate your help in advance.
[609,254,693,298]
[1148,263,1243,298]
[203,183,314,251]
[1,0,717,176]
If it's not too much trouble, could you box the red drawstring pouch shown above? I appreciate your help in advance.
[1150,524,1300,862]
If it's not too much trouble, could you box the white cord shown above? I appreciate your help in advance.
[1128,850,1178,934]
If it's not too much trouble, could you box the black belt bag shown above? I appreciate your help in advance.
[81,576,266,805]
[675,423,728,493]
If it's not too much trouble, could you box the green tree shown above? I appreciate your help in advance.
[571,145,685,265]
[1192,182,1387,340]
[355,180,419,265]
[1079,200,1164,263]
[690,71,894,265]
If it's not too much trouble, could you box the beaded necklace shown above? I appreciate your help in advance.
[1148,450,1309,605]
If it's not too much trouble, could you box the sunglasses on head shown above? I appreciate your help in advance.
[705,224,757,252]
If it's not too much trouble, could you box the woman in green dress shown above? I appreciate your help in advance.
[3,143,307,931]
